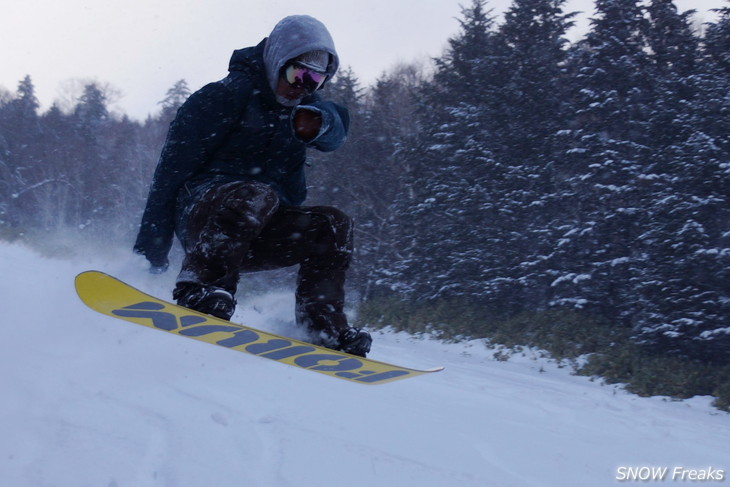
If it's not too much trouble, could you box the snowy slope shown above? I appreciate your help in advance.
[1,241,728,487]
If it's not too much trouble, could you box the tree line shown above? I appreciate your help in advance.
[1,0,728,365]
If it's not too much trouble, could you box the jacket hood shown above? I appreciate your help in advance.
[262,15,339,104]
[228,41,265,74]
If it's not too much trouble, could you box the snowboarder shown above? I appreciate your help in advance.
[133,15,372,357]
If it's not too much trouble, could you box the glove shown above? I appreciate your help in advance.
[292,106,323,142]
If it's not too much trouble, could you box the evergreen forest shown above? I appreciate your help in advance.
[1,0,729,405]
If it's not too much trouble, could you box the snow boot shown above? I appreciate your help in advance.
[337,328,373,357]
[312,327,372,357]
[174,282,236,321]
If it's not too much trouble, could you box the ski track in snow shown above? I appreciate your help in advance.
[1,241,728,487]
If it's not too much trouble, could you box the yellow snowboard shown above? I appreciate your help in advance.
[75,271,443,385]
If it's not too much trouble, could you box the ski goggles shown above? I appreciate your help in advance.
[284,63,328,92]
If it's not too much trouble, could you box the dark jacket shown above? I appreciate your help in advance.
[134,37,349,268]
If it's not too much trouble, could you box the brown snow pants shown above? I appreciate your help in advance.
[176,180,353,335]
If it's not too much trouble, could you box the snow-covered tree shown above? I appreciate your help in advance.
[380,0,502,302]
[550,0,653,320]
[632,2,730,362]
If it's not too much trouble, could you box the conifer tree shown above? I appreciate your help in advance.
[699,3,730,157]
[488,0,576,311]
[71,82,112,227]
[633,2,730,363]
[550,0,652,320]
[0,76,42,227]
[158,79,191,126]
[344,65,425,298]
[703,3,730,75]
[382,0,502,302]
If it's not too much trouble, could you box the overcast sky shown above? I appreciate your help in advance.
[1,0,724,120]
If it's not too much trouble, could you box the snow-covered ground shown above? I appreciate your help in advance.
[1,241,728,487]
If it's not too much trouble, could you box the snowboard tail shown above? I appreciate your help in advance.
[75,271,443,385]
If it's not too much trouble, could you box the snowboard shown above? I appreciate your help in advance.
[75,271,443,385]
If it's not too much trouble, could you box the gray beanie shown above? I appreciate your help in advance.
[294,50,330,73]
